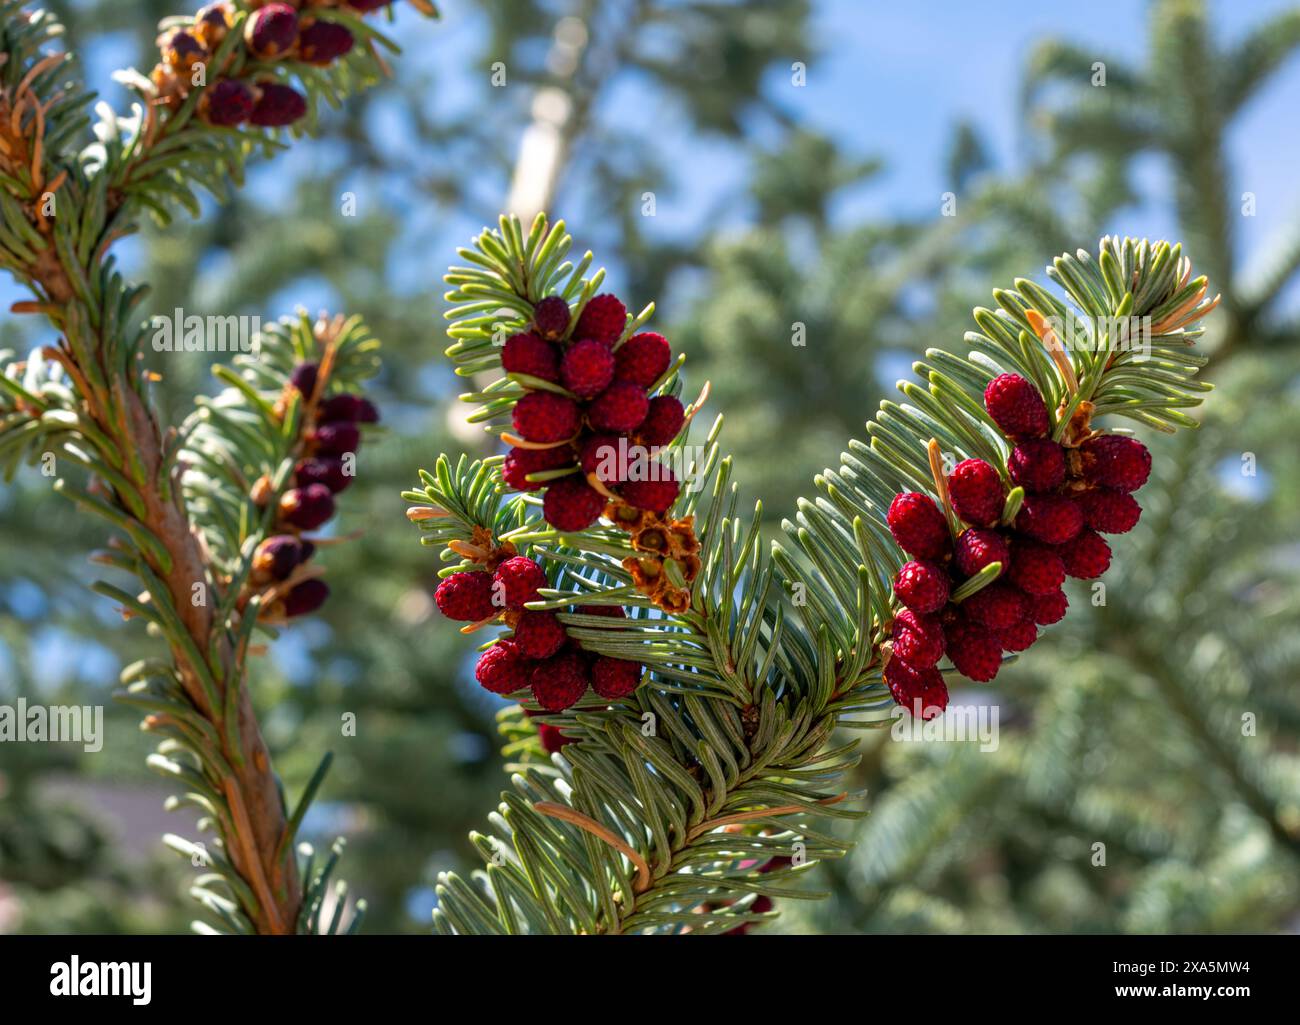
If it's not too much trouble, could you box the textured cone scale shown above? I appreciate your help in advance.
[893,560,950,614]
[532,296,571,340]
[590,657,643,699]
[502,445,573,491]
[205,79,254,126]
[884,657,949,719]
[245,4,298,59]
[311,421,360,457]
[614,332,671,387]
[475,641,530,695]
[513,391,580,442]
[1006,538,1065,595]
[1081,435,1152,493]
[513,610,567,659]
[638,395,685,447]
[1025,588,1068,626]
[284,579,329,617]
[253,534,306,580]
[587,381,650,433]
[502,331,560,382]
[250,82,307,127]
[574,293,627,346]
[1015,493,1083,544]
[560,338,616,398]
[1077,487,1142,534]
[543,474,607,530]
[887,492,950,560]
[298,19,354,65]
[278,483,334,529]
[1008,438,1066,493]
[435,570,496,622]
[619,469,680,514]
[531,652,590,711]
[948,459,1005,527]
[996,619,1038,653]
[1058,528,1112,579]
[984,373,1049,439]
[954,527,1010,577]
[962,582,1026,631]
[946,618,1003,682]
[492,556,548,610]
[891,609,944,668]
[296,456,351,493]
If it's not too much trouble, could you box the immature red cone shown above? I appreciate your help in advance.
[513,610,567,659]
[638,395,685,446]
[954,527,1009,577]
[354,398,380,424]
[1058,529,1112,579]
[298,19,354,65]
[537,722,575,754]
[434,570,496,622]
[1008,438,1066,493]
[345,0,394,11]
[513,391,580,442]
[318,393,363,421]
[532,296,571,340]
[590,657,643,699]
[279,483,334,529]
[502,445,573,491]
[1025,588,1068,626]
[250,82,307,127]
[1077,487,1142,534]
[290,361,319,396]
[253,534,306,580]
[614,332,671,387]
[619,469,680,514]
[531,651,590,711]
[996,619,1038,653]
[893,560,950,614]
[887,492,950,560]
[1080,435,1152,493]
[560,338,615,398]
[578,433,623,481]
[587,381,649,433]
[948,458,1005,527]
[962,582,1027,631]
[891,609,944,668]
[946,617,1003,682]
[502,331,560,382]
[205,79,254,126]
[1006,538,1065,595]
[574,293,627,346]
[492,556,548,610]
[160,30,206,71]
[311,421,360,457]
[194,3,233,47]
[543,474,607,530]
[1015,493,1083,545]
[883,657,949,719]
[475,640,530,695]
[295,456,349,493]
[245,3,298,59]
[984,373,1049,439]
[284,579,330,617]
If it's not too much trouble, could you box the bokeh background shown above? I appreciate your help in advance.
[2,0,1299,934]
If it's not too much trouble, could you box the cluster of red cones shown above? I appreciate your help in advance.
[885,372,1151,719]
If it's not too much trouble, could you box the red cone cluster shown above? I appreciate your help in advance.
[435,553,645,712]
[151,2,390,129]
[502,294,685,531]
[885,372,1151,716]
[257,360,379,617]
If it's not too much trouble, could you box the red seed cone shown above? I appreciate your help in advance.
[587,381,649,433]
[948,458,1005,527]
[891,609,944,668]
[1080,435,1152,493]
[590,657,643,699]
[502,446,573,492]
[618,469,680,514]
[284,579,329,617]
[574,294,627,346]
[883,657,949,719]
[502,331,560,382]
[1008,438,1066,493]
[1077,487,1142,534]
[492,556,548,610]
[984,373,1049,439]
[946,617,1003,682]
[887,492,950,560]
[1015,493,1083,544]
[638,395,685,446]
[475,641,530,695]
[1024,588,1068,626]
[531,651,590,711]
[614,332,671,387]
[560,338,615,398]
[1058,528,1112,579]
[543,474,607,531]
[954,527,1010,577]
[513,391,580,442]
[1006,538,1065,595]
[893,560,950,614]
[513,610,567,659]
[961,582,1026,631]
[435,571,496,622]
[996,619,1038,653]
[532,296,571,340]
